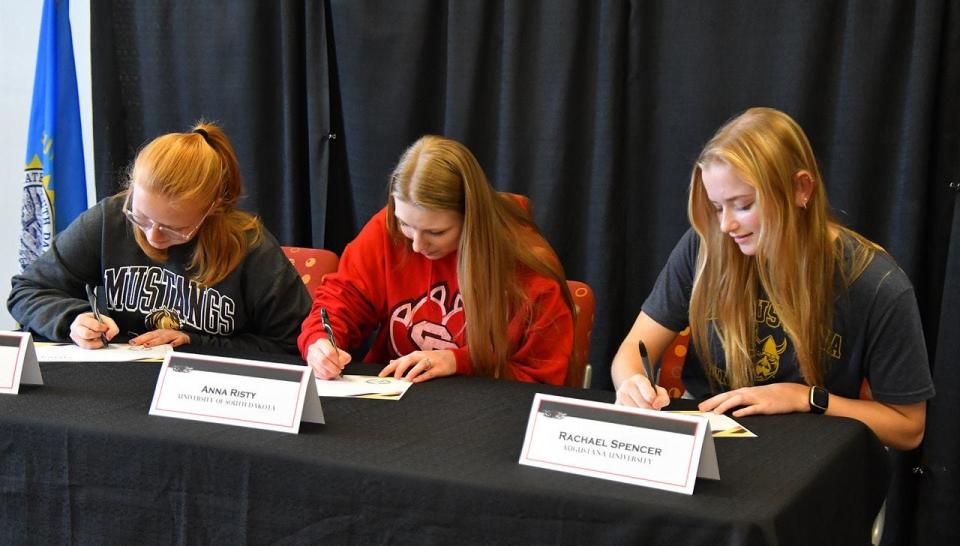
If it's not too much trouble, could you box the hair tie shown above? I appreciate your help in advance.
[193,127,210,143]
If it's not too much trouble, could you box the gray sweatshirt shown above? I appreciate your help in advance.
[8,195,312,355]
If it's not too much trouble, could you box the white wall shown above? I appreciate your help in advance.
[0,0,93,329]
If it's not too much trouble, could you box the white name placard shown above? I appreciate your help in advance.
[519,393,719,495]
[0,331,44,395]
[149,352,324,433]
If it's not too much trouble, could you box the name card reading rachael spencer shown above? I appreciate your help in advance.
[519,393,719,495]
[149,352,324,433]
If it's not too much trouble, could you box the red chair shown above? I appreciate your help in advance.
[566,280,595,388]
[281,246,339,299]
[659,328,690,398]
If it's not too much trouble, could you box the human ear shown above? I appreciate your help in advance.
[794,171,815,209]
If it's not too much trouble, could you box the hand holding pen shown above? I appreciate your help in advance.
[68,284,118,349]
[614,340,670,410]
[305,307,352,380]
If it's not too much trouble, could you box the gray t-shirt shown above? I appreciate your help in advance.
[642,228,935,404]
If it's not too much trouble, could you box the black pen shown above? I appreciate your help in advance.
[639,340,657,386]
[85,284,110,348]
[320,307,342,376]
[654,351,661,386]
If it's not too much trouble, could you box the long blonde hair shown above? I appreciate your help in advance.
[687,107,880,389]
[127,122,262,286]
[386,135,578,384]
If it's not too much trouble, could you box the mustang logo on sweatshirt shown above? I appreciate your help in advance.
[103,265,236,335]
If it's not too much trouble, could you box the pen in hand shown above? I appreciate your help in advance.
[85,283,110,348]
[639,340,659,386]
[320,307,342,376]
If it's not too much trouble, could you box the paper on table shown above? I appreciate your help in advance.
[314,374,412,400]
[35,342,173,363]
[670,411,757,438]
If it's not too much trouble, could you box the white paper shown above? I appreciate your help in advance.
[314,374,413,400]
[35,342,173,362]
[669,411,757,437]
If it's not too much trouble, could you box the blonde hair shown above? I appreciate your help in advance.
[386,135,579,385]
[687,107,880,388]
[127,121,262,286]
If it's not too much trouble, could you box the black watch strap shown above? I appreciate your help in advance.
[809,386,829,414]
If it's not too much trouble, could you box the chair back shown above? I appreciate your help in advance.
[281,246,339,299]
[566,280,595,388]
[660,328,690,398]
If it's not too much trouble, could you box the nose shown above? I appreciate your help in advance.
[410,232,427,253]
[719,208,738,234]
[145,225,169,246]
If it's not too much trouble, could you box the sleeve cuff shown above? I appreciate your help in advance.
[452,347,473,376]
[299,332,328,359]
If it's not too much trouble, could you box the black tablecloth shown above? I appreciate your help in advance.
[0,357,888,545]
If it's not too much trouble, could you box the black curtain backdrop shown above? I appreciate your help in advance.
[916,190,960,545]
[91,0,334,245]
[91,2,958,543]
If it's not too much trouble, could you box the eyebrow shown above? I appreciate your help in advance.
[709,194,754,205]
[130,201,192,230]
[395,216,452,232]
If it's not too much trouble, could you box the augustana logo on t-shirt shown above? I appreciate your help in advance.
[103,266,236,335]
[751,297,843,382]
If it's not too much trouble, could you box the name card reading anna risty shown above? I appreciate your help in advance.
[149,352,324,433]
[519,393,719,495]
[0,331,43,395]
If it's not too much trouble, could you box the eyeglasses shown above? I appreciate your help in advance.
[122,190,218,243]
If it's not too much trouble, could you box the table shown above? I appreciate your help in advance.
[0,356,888,545]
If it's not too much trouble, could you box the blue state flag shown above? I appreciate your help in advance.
[20,0,87,271]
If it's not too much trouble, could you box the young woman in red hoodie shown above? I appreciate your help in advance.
[299,135,577,385]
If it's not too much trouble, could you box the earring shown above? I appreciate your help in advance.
[801,199,808,210]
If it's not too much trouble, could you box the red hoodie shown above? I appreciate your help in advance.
[298,208,572,384]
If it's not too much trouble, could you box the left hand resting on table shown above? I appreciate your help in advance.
[698,382,810,417]
[380,350,456,383]
[130,329,191,348]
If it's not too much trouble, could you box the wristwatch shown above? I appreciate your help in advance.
[809,386,829,414]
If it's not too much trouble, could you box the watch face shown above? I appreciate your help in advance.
[810,386,829,413]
